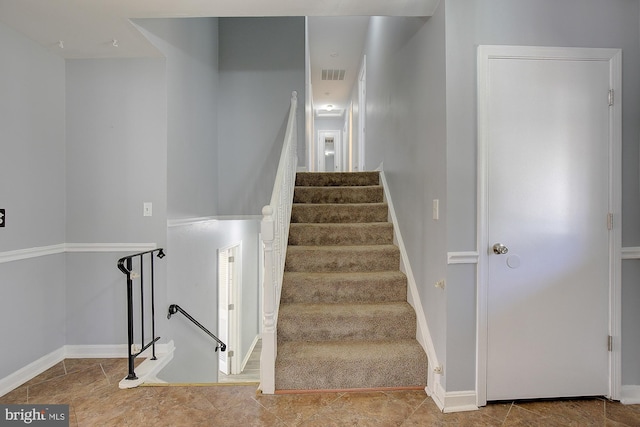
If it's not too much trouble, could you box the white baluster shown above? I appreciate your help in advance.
[260,91,298,394]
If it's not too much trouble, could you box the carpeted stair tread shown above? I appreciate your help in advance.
[278,302,416,342]
[294,185,383,204]
[289,223,394,246]
[275,340,427,390]
[295,171,380,187]
[291,203,389,223]
[275,171,427,392]
[285,244,400,272]
[281,271,407,304]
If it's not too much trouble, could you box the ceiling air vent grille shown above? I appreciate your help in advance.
[322,69,346,81]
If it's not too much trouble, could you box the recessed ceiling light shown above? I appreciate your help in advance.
[330,52,338,57]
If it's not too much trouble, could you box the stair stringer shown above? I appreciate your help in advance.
[378,168,443,410]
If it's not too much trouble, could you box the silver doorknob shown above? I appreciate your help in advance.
[492,243,509,255]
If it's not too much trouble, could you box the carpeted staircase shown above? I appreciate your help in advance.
[275,171,428,391]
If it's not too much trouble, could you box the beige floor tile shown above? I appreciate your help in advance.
[23,362,67,387]
[606,400,640,426]
[256,391,343,426]
[0,384,28,404]
[514,398,606,426]
[5,359,640,426]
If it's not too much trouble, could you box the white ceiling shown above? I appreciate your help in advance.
[0,0,439,115]
[308,16,370,118]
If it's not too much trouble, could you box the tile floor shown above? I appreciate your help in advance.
[1,359,640,426]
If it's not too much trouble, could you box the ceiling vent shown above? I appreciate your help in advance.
[322,69,346,81]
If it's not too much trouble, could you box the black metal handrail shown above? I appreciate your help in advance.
[167,304,227,352]
[117,248,166,380]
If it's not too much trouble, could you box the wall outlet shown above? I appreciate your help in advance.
[435,279,445,289]
[0,209,4,227]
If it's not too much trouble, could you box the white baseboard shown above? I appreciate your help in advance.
[430,381,478,413]
[441,390,478,413]
[0,343,173,397]
[241,335,260,372]
[118,341,175,389]
[64,344,129,359]
[379,169,445,409]
[620,385,640,404]
[0,347,66,397]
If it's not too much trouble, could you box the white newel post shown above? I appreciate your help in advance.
[260,91,297,394]
[260,205,277,394]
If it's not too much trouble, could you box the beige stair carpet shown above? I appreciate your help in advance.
[275,171,428,391]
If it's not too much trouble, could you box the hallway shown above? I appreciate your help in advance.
[1,358,639,426]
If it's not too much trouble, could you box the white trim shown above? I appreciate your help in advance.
[0,343,175,397]
[241,335,260,372]
[379,170,441,403]
[0,243,158,263]
[441,391,479,413]
[447,251,479,264]
[118,341,175,389]
[429,383,478,413]
[451,247,638,262]
[620,385,640,405]
[0,244,66,263]
[621,247,640,260]
[357,55,366,171]
[476,45,622,406]
[167,216,261,228]
[65,243,156,253]
[0,347,66,397]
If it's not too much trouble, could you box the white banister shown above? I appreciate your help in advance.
[260,91,298,394]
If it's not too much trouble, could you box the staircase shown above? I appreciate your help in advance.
[275,171,428,391]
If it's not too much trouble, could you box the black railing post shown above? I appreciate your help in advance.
[150,254,157,361]
[139,255,144,353]
[118,248,165,382]
[125,257,137,380]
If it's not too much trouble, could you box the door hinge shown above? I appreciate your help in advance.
[608,335,613,352]
[228,303,234,310]
[228,256,235,263]
[607,213,614,230]
[608,89,614,106]
[228,350,234,357]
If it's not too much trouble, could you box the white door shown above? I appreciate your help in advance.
[218,245,240,376]
[478,46,621,402]
[317,130,341,172]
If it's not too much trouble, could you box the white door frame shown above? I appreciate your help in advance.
[317,130,341,172]
[218,242,242,376]
[357,56,367,172]
[476,45,622,406]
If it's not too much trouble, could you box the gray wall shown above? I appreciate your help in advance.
[217,17,305,215]
[358,0,640,393]
[444,0,640,390]
[0,23,66,251]
[161,219,260,383]
[135,18,220,220]
[0,22,66,378]
[357,12,449,385]
[315,116,344,131]
[65,58,168,345]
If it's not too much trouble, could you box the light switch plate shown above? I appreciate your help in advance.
[143,202,152,217]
